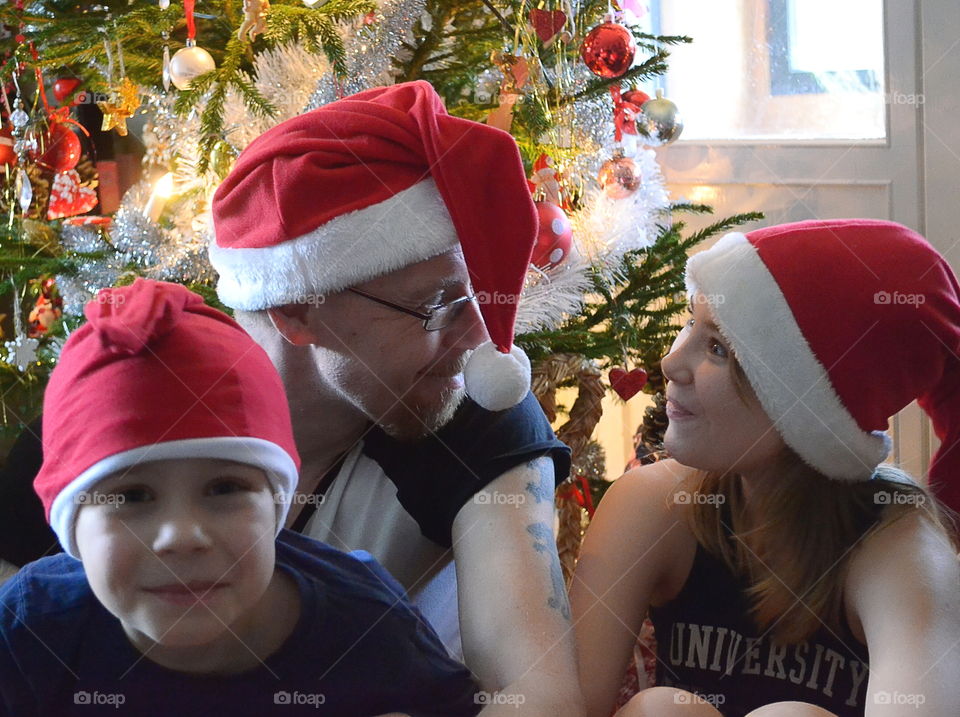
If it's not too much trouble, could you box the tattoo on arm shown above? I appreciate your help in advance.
[527,522,571,620]
[524,458,554,504]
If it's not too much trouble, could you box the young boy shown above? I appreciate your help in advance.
[0,279,481,716]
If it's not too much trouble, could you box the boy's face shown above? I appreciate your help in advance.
[75,457,279,655]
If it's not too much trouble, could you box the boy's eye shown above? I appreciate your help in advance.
[684,318,695,328]
[207,478,251,496]
[116,486,152,503]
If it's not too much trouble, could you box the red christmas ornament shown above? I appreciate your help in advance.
[0,127,16,167]
[529,8,567,44]
[580,21,636,78]
[47,169,98,219]
[37,122,81,172]
[622,89,650,107]
[598,152,641,199]
[531,201,573,269]
[53,77,81,104]
[609,367,648,400]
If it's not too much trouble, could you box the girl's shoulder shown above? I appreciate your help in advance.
[844,508,959,640]
[591,459,701,598]
[608,458,703,520]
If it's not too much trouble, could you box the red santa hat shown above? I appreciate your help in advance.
[34,279,301,558]
[685,219,960,513]
[209,80,537,411]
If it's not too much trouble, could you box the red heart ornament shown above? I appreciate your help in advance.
[47,169,98,220]
[529,9,567,44]
[609,367,648,400]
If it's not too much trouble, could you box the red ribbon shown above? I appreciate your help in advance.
[558,475,596,518]
[184,0,197,40]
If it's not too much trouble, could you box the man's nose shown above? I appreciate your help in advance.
[443,296,487,351]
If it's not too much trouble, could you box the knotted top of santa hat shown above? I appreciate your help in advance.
[35,279,300,558]
[209,81,538,411]
[685,219,960,514]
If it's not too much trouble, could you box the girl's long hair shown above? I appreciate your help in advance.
[679,363,957,645]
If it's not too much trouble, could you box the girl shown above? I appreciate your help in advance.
[571,219,960,717]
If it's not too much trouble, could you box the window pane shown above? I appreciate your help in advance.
[647,0,886,140]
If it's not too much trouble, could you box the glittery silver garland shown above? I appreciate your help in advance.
[303,0,425,110]
[111,178,216,285]
[56,224,125,316]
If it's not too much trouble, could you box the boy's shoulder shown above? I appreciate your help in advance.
[0,553,98,702]
[0,553,93,623]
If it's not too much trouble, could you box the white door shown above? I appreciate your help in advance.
[594,0,960,481]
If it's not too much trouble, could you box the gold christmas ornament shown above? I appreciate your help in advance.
[98,78,141,136]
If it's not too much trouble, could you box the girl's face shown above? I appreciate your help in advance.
[661,295,786,475]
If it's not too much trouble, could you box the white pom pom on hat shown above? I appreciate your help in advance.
[464,342,532,412]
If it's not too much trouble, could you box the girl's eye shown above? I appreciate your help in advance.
[709,338,729,358]
[684,318,695,329]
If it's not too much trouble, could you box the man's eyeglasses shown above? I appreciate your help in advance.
[347,288,477,331]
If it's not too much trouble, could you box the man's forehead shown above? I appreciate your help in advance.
[367,247,469,292]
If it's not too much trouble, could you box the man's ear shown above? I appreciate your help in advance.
[266,304,316,346]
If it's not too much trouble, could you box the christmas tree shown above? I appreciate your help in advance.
[0,0,761,567]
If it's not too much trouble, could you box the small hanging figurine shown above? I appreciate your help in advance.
[238,0,270,42]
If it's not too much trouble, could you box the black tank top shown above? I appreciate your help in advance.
[649,541,870,716]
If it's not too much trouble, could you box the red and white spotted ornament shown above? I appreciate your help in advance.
[47,170,98,219]
[531,201,573,269]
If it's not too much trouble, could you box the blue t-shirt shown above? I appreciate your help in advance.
[0,530,481,717]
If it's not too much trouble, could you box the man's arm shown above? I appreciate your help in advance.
[452,456,586,717]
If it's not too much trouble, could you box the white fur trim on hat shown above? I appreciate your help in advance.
[685,232,890,481]
[464,341,531,411]
[50,437,299,559]
[210,178,459,311]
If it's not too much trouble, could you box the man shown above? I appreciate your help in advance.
[209,81,586,715]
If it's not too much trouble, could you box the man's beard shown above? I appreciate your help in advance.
[378,352,469,440]
[377,384,466,440]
